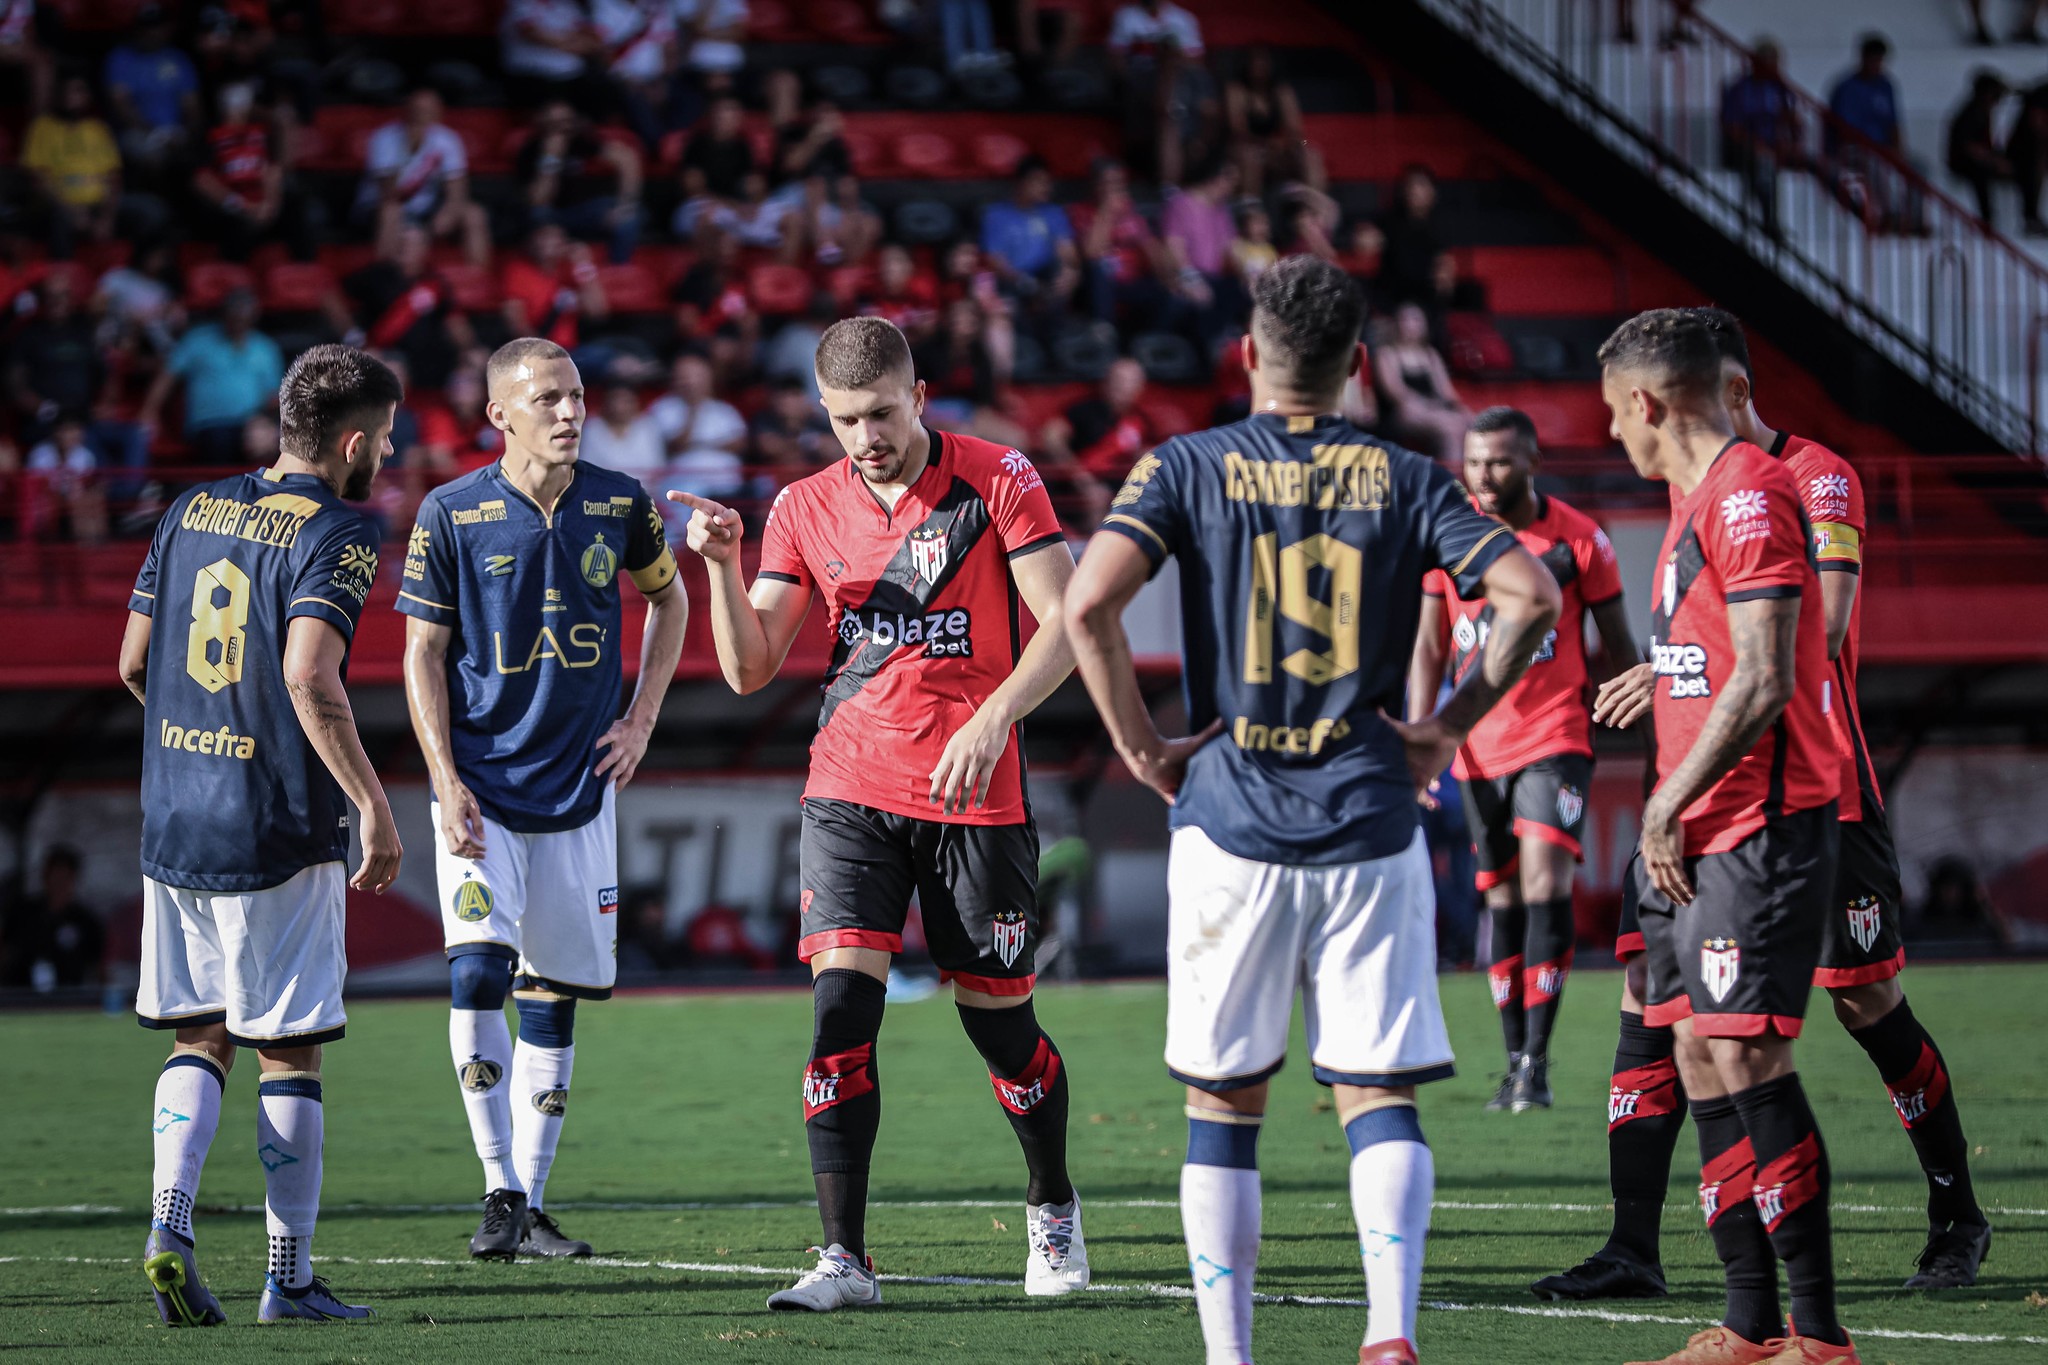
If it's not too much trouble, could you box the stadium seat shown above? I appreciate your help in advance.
[962,69,1024,110]
[1053,322,1119,382]
[262,264,338,314]
[186,263,256,311]
[825,265,873,311]
[342,58,406,104]
[1462,246,1625,316]
[884,66,949,110]
[440,264,501,311]
[892,200,958,246]
[1130,332,1202,386]
[747,264,814,317]
[324,0,408,35]
[893,131,958,177]
[971,132,1031,178]
[1041,64,1110,112]
[597,264,665,314]
[807,0,875,42]
[812,65,873,106]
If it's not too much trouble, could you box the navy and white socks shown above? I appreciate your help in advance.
[151,1052,226,1244]
[1181,1107,1263,1365]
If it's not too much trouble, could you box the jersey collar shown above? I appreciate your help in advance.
[488,459,581,521]
[256,467,333,491]
[1766,429,1790,457]
[1250,411,1346,436]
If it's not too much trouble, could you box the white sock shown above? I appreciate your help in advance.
[257,1073,324,1290]
[451,1008,522,1195]
[1181,1110,1263,1365]
[151,1054,225,1242]
[1345,1104,1433,1352]
[511,1041,573,1211]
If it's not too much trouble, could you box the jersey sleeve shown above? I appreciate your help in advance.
[395,495,459,625]
[1803,462,1865,576]
[757,484,812,588]
[129,504,175,615]
[1421,461,1515,596]
[1421,568,1451,599]
[1576,520,1625,604]
[291,515,382,641]
[1710,474,1810,601]
[1098,445,1184,573]
[623,485,679,595]
[988,449,1065,558]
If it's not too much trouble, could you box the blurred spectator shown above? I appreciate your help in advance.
[1161,159,1242,339]
[1011,0,1083,67]
[937,0,1007,76]
[1373,303,1469,459]
[520,100,646,264]
[94,239,184,362]
[140,288,284,464]
[593,0,681,152]
[768,76,852,184]
[502,222,609,352]
[1910,855,2007,948]
[761,303,831,392]
[649,352,748,498]
[1719,38,1805,238]
[7,273,148,473]
[1828,34,1901,154]
[670,0,748,82]
[674,94,757,239]
[783,173,879,267]
[1373,163,1443,310]
[670,228,758,387]
[22,76,129,258]
[2009,81,2048,235]
[751,375,833,472]
[1966,0,2048,46]
[1228,200,1277,288]
[1276,182,1342,260]
[1071,158,1186,332]
[416,363,505,473]
[357,348,422,536]
[1039,356,1156,523]
[1225,46,1323,196]
[914,297,1029,448]
[581,383,669,486]
[1827,33,1917,229]
[1948,70,2012,225]
[25,417,110,542]
[357,87,491,269]
[980,155,1081,318]
[617,888,683,975]
[0,846,103,992]
[0,0,52,117]
[103,4,201,187]
[502,0,611,110]
[858,242,942,342]
[1108,0,1213,187]
[193,81,315,262]
[324,223,478,388]
[936,239,1018,377]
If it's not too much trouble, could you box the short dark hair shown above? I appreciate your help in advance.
[486,336,574,396]
[1689,306,1752,377]
[1595,308,1724,400]
[815,316,914,391]
[1250,255,1365,391]
[42,844,81,875]
[1860,32,1889,60]
[1016,154,1049,179]
[1469,405,1539,449]
[278,345,402,461]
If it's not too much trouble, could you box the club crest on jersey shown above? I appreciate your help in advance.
[453,877,494,923]
[1846,895,1882,953]
[1556,785,1584,829]
[908,525,950,584]
[459,1055,502,1093]
[991,906,1028,968]
[1451,615,1478,652]
[1701,937,1740,1003]
[581,534,618,588]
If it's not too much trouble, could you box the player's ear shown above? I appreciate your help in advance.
[911,378,926,415]
[1726,371,1751,413]
[1240,333,1257,376]
[1347,341,1363,380]
[485,398,512,434]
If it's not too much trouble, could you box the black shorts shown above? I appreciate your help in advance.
[1615,849,1646,961]
[1461,752,1593,892]
[1639,804,1838,1039]
[797,797,1041,996]
[1814,805,1906,988]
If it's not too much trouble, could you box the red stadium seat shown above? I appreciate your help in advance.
[747,263,814,317]
[440,264,501,312]
[971,132,1031,178]
[262,264,337,314]
[841,129,884,177]
[825,265,873,310]
[892,131,958,177]
[807,0,874,41]
[596,263,664,314]
[325,0,407,34]
[186,262,256,311]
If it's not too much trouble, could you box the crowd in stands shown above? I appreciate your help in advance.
[0,0,1502,545]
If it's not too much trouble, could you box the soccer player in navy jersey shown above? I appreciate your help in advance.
[667,316,1086,1311]
[399,337,688,1261]
[119,345,403,1324]
[1066,255,1562,1365]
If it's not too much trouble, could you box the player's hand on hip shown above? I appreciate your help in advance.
[437,783,488,860]
[1381,711,1462,801]
[353,801,403,895]
[929,702,1013,815]
[1125,719,1224,805]
[595,710,656,790]
[1639,794,1693,905]
[665,489,744,563]
[1593,662,1656,728]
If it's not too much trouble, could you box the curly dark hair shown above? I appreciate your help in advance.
[278,345,403,461]
[1595,307,1724,399]
[1250,255,1365,392]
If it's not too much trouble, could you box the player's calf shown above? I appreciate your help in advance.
[253,1063,354,1315]
[1182,1094,1263,1365]
[803,968,887,1260]
[510,994,578,1228]
[958,997,1087,1293]
[1341,1094,1431,1363]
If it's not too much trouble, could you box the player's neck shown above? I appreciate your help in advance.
[1739,409,1782,453]
[500,448,578,513]
[1497,488,1539,531]
[1662,423,1739,496]
[1250,389,1341,419]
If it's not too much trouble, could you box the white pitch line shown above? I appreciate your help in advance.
[3,1252,2041,1347]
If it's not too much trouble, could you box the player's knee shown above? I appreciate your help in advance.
[514,995,576,1048]
[958,999,1064,1112]
[1828,977,1902,1030]
[812,968,887,1049]
[1340,1095,1426,1156]
[450,951,512,1011]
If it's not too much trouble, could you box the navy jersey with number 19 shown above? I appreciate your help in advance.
[1101,412,1516,865]
[129,469,382,891]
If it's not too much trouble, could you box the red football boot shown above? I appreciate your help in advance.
[1627,1326,1781,1364]
[1360,1339,1417,1365]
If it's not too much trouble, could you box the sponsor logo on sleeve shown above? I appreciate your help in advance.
[332,543,379,603]
[1000,448,1045,492]
[1719,489,1772,543]
[1112,452,1161,508]
[1806,473,1851,520]
[404,524,431,580]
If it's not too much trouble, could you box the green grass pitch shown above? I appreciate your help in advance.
[4,963,2043,1363]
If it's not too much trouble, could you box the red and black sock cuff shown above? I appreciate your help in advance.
[804,970,887,1172]
[1690,1094,1756,1227]
[957,999,1066,1114]
[1731,1074,1830,1233]
[1847,998,1951,1127]
[1488,954,1525,1008]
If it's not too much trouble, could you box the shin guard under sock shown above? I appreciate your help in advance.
[1848,999,1983,1228]
[1734,1074,1842,1346]
[1520,896,1575,1060]
[1692,1093,1779,1345]
[957,1000,1072,1206]
[1604,1011,1685,1266]
[805,969,887,1256]
[1488,903,1528,1059]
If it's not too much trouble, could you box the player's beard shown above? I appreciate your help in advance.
[852,444,906,484]
[341,460,378,501]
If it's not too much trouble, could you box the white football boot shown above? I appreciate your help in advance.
[766,1244,882,1312]
[1024,1195,1090,1295]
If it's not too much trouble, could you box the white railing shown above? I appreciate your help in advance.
[1414,0,2048,457]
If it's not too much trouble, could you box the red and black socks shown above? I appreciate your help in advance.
[958,999,1073,1207]
[1691,1093,1779,1345]
[804,968,888,1256]
[1604,1012,1685,1267]
[1488,902,1527,1060]
[1847,998,1984,1229]
[1520,897,1575,1061]
[1732,1074,1843,1347]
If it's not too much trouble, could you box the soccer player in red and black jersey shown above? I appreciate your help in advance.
[665,316,1087,1312]
[1592,310,1856,1365]
[1409,406,1639,1114]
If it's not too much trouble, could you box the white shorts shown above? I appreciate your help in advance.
[435,787,620,999]
[1164,826,1454,1091]
[137,861,349,1047]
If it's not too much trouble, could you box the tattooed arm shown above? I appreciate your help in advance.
[285,614,401,893]
[1639,595,1800,904]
